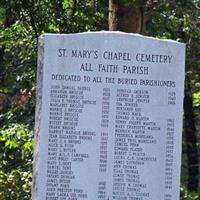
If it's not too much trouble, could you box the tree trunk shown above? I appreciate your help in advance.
[184,76,199,192]
[109,0,145,33]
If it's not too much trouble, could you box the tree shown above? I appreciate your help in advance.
[109,0,143,33]
[146,0,200,192]
[0,1,107,199]
[108,0,200,193]
[0,0,200,199]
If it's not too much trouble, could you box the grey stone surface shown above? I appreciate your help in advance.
[32,32,185,200]
[32,36,44,200]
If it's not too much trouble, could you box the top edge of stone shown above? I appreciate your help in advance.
[39,31,185,46]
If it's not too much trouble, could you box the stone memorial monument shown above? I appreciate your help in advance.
[32,32,185,200]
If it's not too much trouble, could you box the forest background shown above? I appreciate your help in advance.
[0,0,200,199]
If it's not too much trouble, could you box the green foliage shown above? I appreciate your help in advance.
[0,1,107,199]
[0,124,33,199]
[0,21,37,93]
[180,187,200,200]
[147,0,200,192]
[0,124,33,153]
[193,79,200,107]
[0,170,32,200]
[0,0,200,199]
[193,91,200,107]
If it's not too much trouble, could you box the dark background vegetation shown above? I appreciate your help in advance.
[0,0,200,199]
